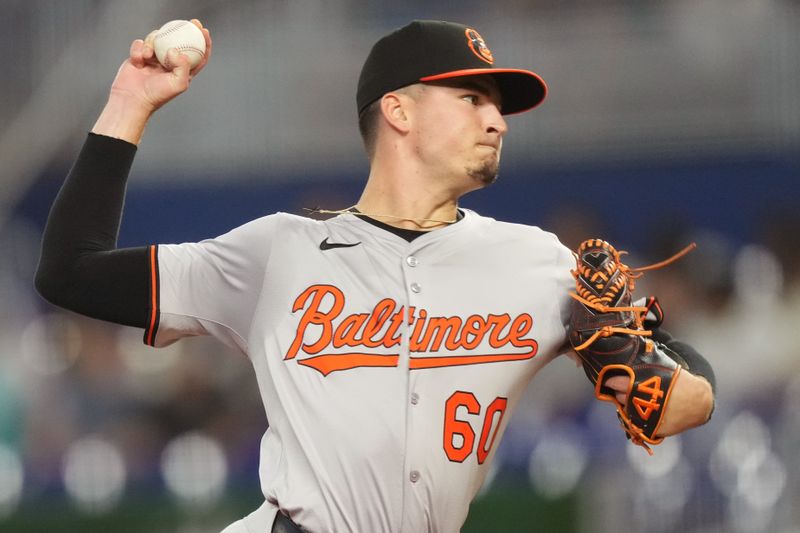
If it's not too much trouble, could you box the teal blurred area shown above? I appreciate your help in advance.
[1,1,799,532]
[0,483,578,533]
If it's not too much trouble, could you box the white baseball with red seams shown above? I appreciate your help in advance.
[152,20,205,69]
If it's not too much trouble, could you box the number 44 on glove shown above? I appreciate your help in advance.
[567,238,695,454]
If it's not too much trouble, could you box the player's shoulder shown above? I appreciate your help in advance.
[239,211,325,231]
[204,212,326,246]
[462,209,574,268]
[463,209,568,247]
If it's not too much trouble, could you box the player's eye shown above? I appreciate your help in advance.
[461,94,479,105]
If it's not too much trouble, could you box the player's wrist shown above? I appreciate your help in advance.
[92,91,155,145]
[657,371,714,436]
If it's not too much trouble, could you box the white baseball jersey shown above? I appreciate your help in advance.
[145,209,575,533]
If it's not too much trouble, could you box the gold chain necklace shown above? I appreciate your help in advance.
[304,205,458,229]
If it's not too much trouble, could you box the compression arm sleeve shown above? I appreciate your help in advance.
[652,328,717,393]
[34,133,150,328]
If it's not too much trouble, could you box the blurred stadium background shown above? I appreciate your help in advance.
[1,0,799,531]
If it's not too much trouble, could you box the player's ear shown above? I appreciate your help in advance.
[379,92,412,134]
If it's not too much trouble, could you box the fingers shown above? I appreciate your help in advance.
[143,19,211,75]
[130,39,145,68]
[126,19,210,86]
[604,375,631,404]
[130,35,157,69]
[144,29,157,48]
[189,19,212,74]
[165,48,191,90]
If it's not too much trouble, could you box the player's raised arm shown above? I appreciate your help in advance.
[35,20,211,327]
[93,19,212,144]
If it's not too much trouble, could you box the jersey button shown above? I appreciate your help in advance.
[409,470,420,483]
[410,393,419,405]
[410,282,421,293]
[406,256,419,267]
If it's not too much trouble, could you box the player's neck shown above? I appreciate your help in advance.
[358,171,460,230]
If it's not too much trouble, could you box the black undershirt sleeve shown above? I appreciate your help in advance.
[35,133,150,328]
[652,328,717,393]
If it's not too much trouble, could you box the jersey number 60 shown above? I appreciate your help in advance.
[443,391,508,464]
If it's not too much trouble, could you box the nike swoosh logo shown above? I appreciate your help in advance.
[319,238,361,251]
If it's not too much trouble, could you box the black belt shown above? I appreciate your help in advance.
[272,512,305,533]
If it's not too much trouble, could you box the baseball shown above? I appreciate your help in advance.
[152,20,206,70]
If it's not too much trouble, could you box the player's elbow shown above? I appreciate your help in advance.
[34,258,76,311]
[35,267,59,305]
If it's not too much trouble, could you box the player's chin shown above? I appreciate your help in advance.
[468,159,500,187]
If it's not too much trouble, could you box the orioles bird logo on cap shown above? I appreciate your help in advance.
[465,28,494,64]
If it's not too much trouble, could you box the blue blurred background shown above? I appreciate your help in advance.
[1,1,799,532]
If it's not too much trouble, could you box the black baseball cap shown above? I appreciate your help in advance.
[356,20,547,116]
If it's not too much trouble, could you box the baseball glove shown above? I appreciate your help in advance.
[568,238,695,453]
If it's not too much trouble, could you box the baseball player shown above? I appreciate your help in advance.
[35,19,715,533]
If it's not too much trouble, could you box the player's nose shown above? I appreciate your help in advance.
[484,104,507,137]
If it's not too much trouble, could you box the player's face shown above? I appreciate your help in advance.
[409,75,507,191]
